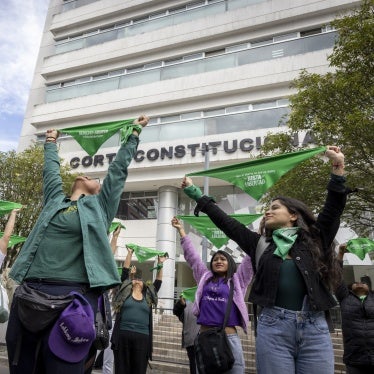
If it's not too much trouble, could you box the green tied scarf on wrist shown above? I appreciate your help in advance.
[183,184,203,201]
[272,227,299,260]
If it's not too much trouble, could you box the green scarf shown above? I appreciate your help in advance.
[272,227,299,260]
[346,238,374,261]
[126,243,168,263]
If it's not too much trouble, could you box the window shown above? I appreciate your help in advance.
[117,192,158,220]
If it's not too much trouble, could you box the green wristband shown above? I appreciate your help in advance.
[184,185,203,201]
[132,124,143,136]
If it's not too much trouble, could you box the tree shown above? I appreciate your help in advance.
[260,0,374,236]
[0,144,77,268]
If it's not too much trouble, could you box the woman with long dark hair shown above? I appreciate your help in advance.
[181,145,348,374]
[172,217,253,373]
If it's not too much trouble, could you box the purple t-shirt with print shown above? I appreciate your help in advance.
[197,277,241,327]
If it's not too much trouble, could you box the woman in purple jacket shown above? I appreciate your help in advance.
[172,217,253,374]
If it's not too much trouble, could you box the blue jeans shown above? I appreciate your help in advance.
[227,333,245,374]
[256,306,334,374]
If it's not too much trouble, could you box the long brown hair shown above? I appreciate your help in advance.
[268,196,340,289]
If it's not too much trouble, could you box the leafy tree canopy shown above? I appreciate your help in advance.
[0,144,77,268]
[260,0,374,236]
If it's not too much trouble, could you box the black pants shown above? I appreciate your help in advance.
[6,281,98,374]
[186,345,197,374]
[346,364,374,374]
[113,330,149,374]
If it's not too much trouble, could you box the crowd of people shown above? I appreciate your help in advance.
[0,116,373,374]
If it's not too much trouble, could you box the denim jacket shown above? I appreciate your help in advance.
[10,135,139,289]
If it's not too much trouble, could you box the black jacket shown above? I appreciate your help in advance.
[194,175,348,312]
[336,279,374,366]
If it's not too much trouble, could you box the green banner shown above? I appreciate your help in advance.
[181,286,197,302]
[187,146,326,200]
[109,221,126,233]
[0,233,27,248]
[346,238,374,260]
[178,214,262,248]
[62,119,135,156]
[126,244,168,263]
[0,200,22,217]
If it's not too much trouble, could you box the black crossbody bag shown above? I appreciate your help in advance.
[195,279,235,374]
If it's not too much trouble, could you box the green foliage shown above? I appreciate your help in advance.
[0,143,77,267]
[260,0,374,236]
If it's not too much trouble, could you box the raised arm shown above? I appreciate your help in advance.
[172,216,208,283]
[155,255,167,281]
[98,115,148,226]
[0,208,21,255]
[121,246,134,281]
[43,129,64,204]
[181,176,260,259]
[317,146,348,248]
[110,225,121,255]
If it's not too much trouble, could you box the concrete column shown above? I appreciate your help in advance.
[155,186,178,312]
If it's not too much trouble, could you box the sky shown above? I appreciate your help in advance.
[0,0,49,152]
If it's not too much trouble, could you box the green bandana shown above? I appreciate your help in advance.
[187,146,326,200]
[0,233,27,248]
[62,118,138,156]
[0,200,22,217]
[346,238,374,261]
[178,214,262,248]
[126,243,168,263]
[272,227,299,260]
[109,221,126,233]
[181,286,198,302]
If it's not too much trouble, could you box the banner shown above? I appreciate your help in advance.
[62,119,135,156]
[0,200,22,217]
[126,244,168,263]
[181,286,197,302]
[187,146,326,200]
[178,214,262,248]
[346,238,374,260]
[0,233,27,248]
[109,221,126,233]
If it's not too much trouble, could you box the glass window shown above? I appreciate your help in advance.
[300,28,322,37]
[204,108,225,117]
[226,43,248,53]
[108,69,124,77]
[117,193,158,220]
[160,115,180,123]
[119,69,160,89]
[183,53,204,62]
[159,119,204,140]
[226,104,249,113]
[186,1,205,9]
[252,101,277,110]
[273,32,298,43]
[181,111,201,120]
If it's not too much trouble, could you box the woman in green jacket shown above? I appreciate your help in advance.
[6,116,148,374]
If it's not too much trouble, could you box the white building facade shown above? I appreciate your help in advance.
[19,0,361,308]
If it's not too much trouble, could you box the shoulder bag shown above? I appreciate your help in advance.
[195,279,235,374]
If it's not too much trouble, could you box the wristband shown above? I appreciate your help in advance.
[132,124,143,136]
[183,185,203,201]
[150,263,163,272]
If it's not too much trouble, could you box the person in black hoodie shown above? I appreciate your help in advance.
[335,244,374,374]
